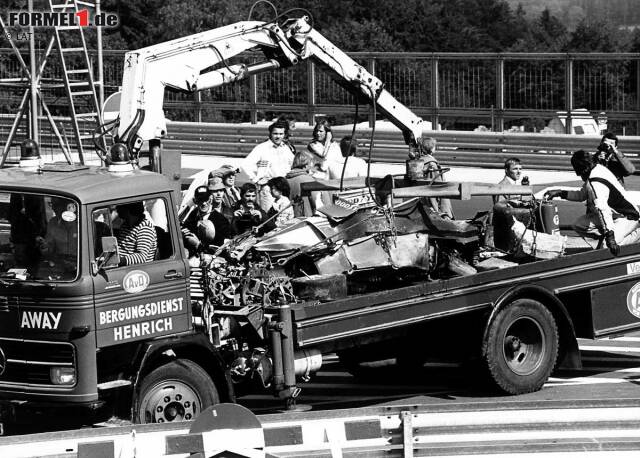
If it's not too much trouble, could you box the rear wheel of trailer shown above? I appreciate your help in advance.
[483,298,559,394]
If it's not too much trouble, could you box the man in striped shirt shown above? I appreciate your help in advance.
[116,202,157,266]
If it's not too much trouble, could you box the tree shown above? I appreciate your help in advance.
[565,18,623,52]
[322,19,402,52]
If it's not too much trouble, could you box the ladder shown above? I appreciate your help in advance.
[49,0,105,164]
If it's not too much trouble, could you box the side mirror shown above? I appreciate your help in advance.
[93,236,120,274]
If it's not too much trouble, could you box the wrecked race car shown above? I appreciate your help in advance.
[193,174,565,312]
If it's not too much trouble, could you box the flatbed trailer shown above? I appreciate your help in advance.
[289,240,640,395]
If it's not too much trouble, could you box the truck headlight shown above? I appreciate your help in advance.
[50,367,76,385]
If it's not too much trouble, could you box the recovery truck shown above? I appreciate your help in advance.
[1,13,639,428]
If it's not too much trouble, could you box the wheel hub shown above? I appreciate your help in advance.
[502,317,545,376]
[140,382,200,423]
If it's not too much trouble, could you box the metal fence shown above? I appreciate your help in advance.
[1,49,639,135]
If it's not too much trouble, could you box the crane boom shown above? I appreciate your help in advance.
[114,16,425,158]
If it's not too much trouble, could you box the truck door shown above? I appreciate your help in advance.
[590,265,640,337]
[90,196,191,349]
[0,192,21,350]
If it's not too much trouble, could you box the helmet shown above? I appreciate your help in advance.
[20,139,40,159]
[196,219,216,244]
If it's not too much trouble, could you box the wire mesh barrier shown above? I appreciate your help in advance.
[1,49,639,155]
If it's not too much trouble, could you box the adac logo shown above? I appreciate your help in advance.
[7,10,118,28]
[626,282,640,319]
[123,270,150,294]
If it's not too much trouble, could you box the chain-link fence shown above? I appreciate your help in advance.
[1,49,639,160]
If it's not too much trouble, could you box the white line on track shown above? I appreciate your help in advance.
[427,452,640,458]
[417,428,640,444]
[578,345,640,353]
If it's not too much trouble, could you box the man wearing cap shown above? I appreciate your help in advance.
[242,121,294,212]
[210,165,241,209]
[182,178,234,257]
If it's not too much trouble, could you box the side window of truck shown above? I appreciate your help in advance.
[92,198,173,262]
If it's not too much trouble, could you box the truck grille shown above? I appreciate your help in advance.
[0,338,75,387]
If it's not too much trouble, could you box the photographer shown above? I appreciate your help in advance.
[231,183,275,236]
[596,132,635,186]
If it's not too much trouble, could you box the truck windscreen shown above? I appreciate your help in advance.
[0,192,79,282]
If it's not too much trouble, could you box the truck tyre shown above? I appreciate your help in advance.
[135,359,219,424]
[483,299,558,394]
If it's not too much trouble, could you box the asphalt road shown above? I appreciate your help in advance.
[236,334,640,416]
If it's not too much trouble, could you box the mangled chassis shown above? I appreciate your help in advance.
[191,177,540,392]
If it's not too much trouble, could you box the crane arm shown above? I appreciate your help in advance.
[115,16,425,157]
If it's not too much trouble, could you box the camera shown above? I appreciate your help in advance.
[596,143,614,164]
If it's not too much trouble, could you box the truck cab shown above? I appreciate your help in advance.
[0,163,212,425]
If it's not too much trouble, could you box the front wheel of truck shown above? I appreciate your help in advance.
[135,359,220,424]
[483,298,558,395]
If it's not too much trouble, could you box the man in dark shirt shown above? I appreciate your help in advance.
[182,178,234,256]
[231,182,275,235]
[596,132,635,186]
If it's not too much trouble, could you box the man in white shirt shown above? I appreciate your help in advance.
[494,157,528,203]
[242,121,294,212]
[327,136,368,180]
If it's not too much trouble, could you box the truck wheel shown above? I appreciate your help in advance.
[483,299,558,394]
[136,359,219,424]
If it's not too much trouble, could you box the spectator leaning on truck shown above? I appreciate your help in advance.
[242,121,294,213]
[544,150,640,256]
[595,132,635,186]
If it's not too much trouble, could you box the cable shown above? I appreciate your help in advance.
[209,44,242,77]
[365,87,378,207]
[92,117,119,163]
[270,8,315,29]
[247,0,278,21]
[339,100,359,191]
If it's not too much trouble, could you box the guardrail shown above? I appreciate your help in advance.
[165,121,640,171]
[3,115,640,171]
[3,399,640,457]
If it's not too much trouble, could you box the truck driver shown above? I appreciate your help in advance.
[115,201,158,266]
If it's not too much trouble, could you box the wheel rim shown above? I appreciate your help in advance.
[501,316,546,376]
[139,380,202,423]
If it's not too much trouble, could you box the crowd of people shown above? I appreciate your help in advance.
[110,122,639,265]
[173,118,372,262]
[498,132,639,256]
